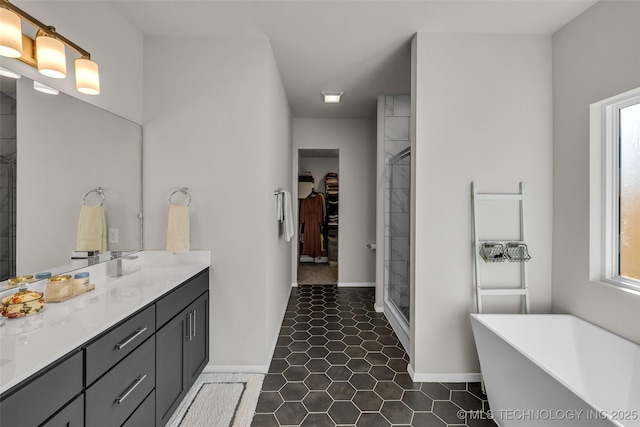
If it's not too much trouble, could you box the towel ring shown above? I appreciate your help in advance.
[83,187,105,206]
[169,187,191,206]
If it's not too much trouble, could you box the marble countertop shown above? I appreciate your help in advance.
[0,251,210,395]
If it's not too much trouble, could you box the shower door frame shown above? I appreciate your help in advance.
[383,147,411,353]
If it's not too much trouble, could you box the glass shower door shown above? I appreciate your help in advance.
[384,147,411,349]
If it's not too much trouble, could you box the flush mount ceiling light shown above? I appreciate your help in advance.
[33,80,58,95]
[322,91,343,104]
[0,0,100,94]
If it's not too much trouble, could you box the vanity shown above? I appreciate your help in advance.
[0,251,211,427]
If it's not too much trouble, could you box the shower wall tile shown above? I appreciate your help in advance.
[0,212,8,237]
[389,260,409,285]
[390,189,410,213]
[0,164,8,186]
[385,140,410,160]
[384,187,391,213]
[0,188,8,213]
[384,236,391,261]
[0,261,8,281]
[389,212,410,237]
[1,138,16,156]
[0,116,16,139]
[383,260,390,285]
[393,95,410,117]
[390,237,410,261]
[0,92,14,115]
[384,117,410,141]
[0,237,8,262]
[391,165,411,189]
[385,95,394,117]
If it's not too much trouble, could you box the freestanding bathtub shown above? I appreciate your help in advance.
[470,314,640,426]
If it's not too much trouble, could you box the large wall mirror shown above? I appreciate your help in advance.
[0,72,142,288]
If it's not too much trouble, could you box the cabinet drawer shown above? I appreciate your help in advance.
[157,268,208,327]
[0,351,82,427]
[86,335,156,427]
[86,304,155,385]
[122,389,155,427]
[42,393,84,427]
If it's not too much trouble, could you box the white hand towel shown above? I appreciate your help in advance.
[282,190,295,242]
[76,205,106,252]
[167,205,190,253]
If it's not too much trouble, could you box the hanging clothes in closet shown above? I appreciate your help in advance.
[299,191,325,258]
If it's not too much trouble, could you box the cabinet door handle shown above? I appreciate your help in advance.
[187,311,193,341]
[185,315,190,340]
[115,327,148,350]
[192,310,196,338]
[116,374,147,404]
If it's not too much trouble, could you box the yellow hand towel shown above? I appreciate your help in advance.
[76,205,106,252]
[166,205,190,253]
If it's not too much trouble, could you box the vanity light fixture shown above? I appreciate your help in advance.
[0,7,21,57]
[0,65,20,78]
[33,80,58,95]
[0,0,100,94]
[322,91,343,104]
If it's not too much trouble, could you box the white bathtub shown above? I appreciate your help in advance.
[470,314,640,427]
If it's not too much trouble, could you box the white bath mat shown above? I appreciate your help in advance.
[167,372,264,427]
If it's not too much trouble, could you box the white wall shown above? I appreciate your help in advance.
[552,1,640,344]
[1,1,143,123]
[411,33,553,379]
[143,36,292,370]
[292,119,377,285]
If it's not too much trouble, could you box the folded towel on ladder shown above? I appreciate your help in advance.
[167,204,190,253]
[76,205,106,252]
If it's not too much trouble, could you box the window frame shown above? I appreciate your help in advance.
[590,87,640,294]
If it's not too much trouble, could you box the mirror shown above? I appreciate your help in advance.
[0,72,142,288]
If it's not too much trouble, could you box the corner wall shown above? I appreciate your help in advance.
[143,36,293,370]
[552,1,640,343]
[411,33,553,379]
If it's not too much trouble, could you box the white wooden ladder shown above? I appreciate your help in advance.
[471,182,531,314]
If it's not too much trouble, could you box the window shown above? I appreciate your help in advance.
[590,88,640,293]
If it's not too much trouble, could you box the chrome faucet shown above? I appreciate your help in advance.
[108,251,139,277]
[71,250,101,266]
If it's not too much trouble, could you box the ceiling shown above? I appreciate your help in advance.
[110,0,598,119]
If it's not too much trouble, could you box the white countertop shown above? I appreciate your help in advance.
[0,251,210,395]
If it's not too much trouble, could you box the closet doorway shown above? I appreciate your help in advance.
[297,149,339,285]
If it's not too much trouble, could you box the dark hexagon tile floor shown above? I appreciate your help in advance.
[251,286,497,427]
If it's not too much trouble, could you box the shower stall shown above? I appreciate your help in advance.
[382,95,411,352]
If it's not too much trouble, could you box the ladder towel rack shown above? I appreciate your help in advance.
[471,182,531,315]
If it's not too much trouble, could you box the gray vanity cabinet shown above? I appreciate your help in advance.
[42,394,84,427]
[0,351,83,427]
[0,267,209,427]
[156,285,209,426]
[185,292,209,385]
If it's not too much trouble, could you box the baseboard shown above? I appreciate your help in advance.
[374,304,384,313]
[408,364,482,383]
[337,282,375,287]
[292,282,374,287]
[204,365,268,374]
